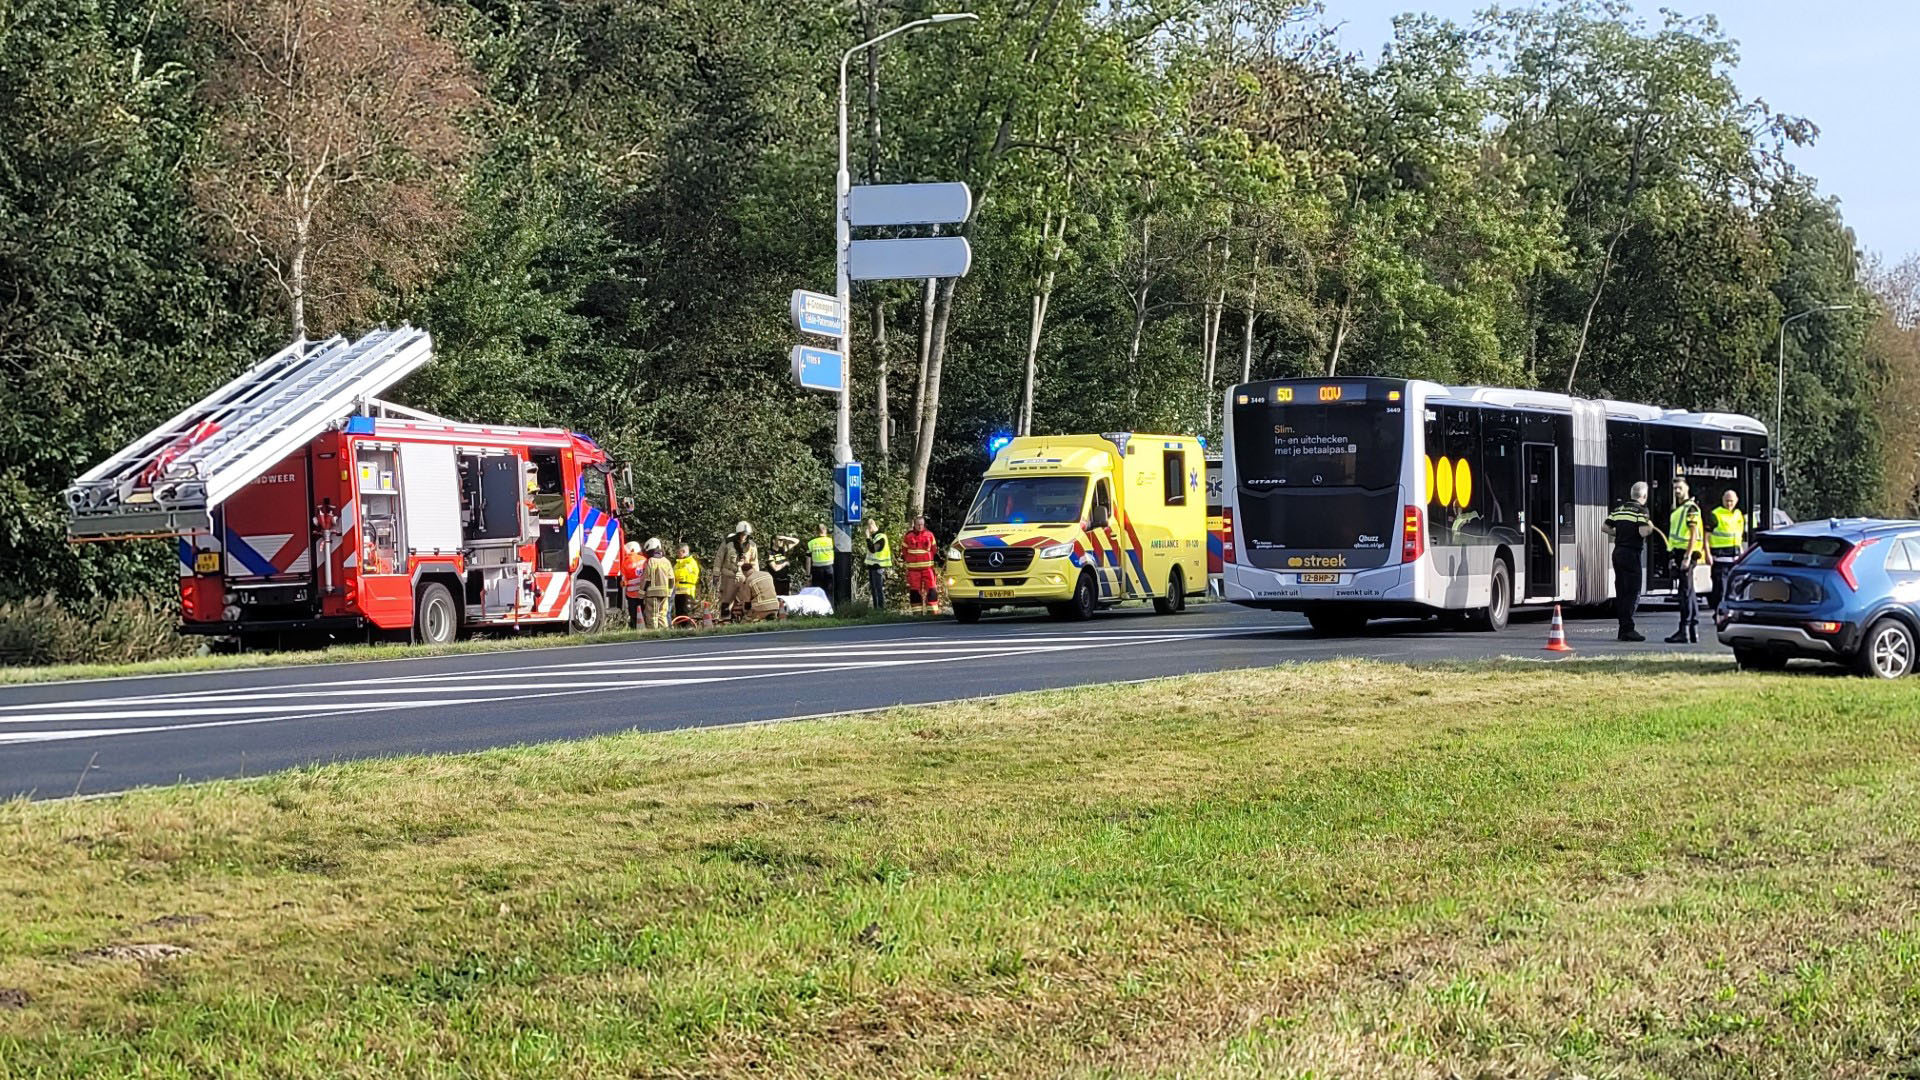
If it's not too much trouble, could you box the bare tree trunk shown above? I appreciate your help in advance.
[1564,218,1626,393]
[909,278,957,520]
[912,275,935,441]
[1240,246,1259,384]
[1201,238,1228,432]
[289,210,309,340]
[1019,210,1061,436]
[1326,288,1353,377]
[1127,215,1152,413]
[873,297,890,462]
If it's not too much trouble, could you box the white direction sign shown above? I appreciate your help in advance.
[848,182,973,227]
[849,236,973,281]
[790,345,844,392]
[789,289,844,337]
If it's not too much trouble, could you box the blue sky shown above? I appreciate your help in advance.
[1328,0,1920,259]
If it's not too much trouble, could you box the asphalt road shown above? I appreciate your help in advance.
[0,604,1724,800]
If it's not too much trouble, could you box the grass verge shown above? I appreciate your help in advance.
[0,610,922,687]
[3,657,1919,1076]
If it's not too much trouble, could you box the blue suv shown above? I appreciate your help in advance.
[1716,519,1920,678]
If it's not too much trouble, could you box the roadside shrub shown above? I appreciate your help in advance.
[0,594,197,668]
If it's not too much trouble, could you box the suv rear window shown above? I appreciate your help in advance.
[1749,534,1851,568]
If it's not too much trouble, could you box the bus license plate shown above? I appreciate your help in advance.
[981,589,1016,598]
[1299,572,1340,585]
[194,552,220,574]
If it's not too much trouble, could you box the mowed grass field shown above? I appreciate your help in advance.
[2,658,1919,1077]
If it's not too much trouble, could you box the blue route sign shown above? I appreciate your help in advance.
[790,345,844,392]
[836,462,863,525]
[789,290,844,337]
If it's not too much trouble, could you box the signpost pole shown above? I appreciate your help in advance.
[829,12,976,610]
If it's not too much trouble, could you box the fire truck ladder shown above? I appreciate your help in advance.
[64,326,435,539]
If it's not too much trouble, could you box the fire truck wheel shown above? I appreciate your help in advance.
[414,582,459,646]
[569,579,607,635]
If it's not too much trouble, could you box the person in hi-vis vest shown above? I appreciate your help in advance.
[1707,489,1747,608]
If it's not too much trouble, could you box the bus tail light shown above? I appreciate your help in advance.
[1402,505,1425,562]
[1222,508,1236,563]
[1837,537,1879,591]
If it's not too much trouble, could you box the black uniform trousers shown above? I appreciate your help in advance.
[1675,555,1699,631]
[867,565,887,609]
[1612,549,1642,635]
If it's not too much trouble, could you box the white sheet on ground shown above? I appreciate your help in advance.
[780,588,834,617]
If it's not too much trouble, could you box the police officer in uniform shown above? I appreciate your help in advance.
[1602,482,1653,642]
[863,518,892,609]
[1707,489,1747,607]
[806,523,836,594]
[1665,478,1708,644]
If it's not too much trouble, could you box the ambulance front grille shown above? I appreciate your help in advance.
[964,548,1035,575]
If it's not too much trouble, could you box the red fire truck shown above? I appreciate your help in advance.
[65,327,635,645]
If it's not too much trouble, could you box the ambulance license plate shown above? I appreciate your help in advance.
[981,589,1016,598]
[194,552,220,574]
[1299,572,1340,584]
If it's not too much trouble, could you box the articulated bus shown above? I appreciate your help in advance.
[1220,377,1771,633]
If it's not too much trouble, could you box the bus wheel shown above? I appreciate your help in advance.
[414,582,459,646]
[1470,559,1511,633]
[1153,567,1187,614]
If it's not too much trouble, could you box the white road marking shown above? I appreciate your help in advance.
[0,630,1244,744]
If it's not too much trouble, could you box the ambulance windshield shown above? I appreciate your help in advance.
[966,477,1088,526]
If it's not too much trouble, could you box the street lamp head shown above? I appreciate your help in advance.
[928,12,980,23]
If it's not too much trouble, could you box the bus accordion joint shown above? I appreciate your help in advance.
[1402,505,1425,562]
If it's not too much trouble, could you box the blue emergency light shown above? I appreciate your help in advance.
[988,433,1013,456]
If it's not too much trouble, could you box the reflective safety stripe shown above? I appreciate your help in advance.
[1668,503,1707,557]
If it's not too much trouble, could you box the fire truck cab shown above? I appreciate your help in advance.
[65,328,636,646]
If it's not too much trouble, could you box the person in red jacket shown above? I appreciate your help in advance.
[901,516,941,614]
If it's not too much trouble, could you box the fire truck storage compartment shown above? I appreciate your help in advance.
[531,449,567,572]
[355,445,404,575]
[398,441,462,555]
[463,453,525,542]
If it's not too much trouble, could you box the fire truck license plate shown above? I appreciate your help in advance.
[1299,572,1340,584]
[194,552,220,573]
[981,589,1016,598]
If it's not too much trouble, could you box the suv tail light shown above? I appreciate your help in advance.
[1837,537,1880,591]
[1221,507,1236,564]
[1402,505,1425,562]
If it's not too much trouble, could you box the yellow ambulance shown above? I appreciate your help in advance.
[945,433,1208,622]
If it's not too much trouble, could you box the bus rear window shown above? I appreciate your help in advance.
[1232,400,1405,491]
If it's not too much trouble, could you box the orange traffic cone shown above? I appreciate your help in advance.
[1543,604,1573,653]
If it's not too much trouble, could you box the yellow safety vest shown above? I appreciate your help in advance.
[865,534,893,567]
[1708,506,1746,550]
[806,535,835,568]
[1668,502,1706,559]
[673,556,700,596]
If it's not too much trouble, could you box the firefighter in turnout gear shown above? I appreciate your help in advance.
[1708,489,1747,608]
[1665,479,1708,644]
[902,516,940,614]
[768,534,802,595]
[673,544,700,621]
[623,541,647,628]
[807,524,835,594]
[1602,481,1654,642]
[728,556,781,621]
[643,537,674,630]
[715,521,756,608]
[864,518,892,610]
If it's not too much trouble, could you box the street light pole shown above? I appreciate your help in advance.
[832,13,977,600]
[1773,303,1854,513]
